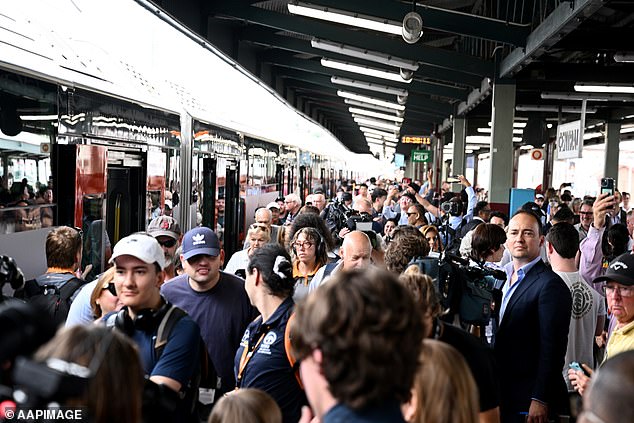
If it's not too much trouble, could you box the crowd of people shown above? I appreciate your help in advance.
[2,173,634,423]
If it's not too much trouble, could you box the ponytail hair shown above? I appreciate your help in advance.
[247,244,294,298]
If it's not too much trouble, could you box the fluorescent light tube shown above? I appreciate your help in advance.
[337,90,404,111]
[288,2,401,35]
[574,83,634,94]
[322,58,411,83]
[354,117,401,131]
[332,76,408,97]
[311,39,419,71]
[477,127,523,135]
[344,99,404,114]
[350,107,403,122]
[359,126,399,137]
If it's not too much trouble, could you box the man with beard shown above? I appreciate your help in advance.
[148,215,182,281]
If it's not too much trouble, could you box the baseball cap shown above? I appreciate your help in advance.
[164,199,173,210]
[182,227,220,260]
[593,253,634,286]
[147,215,181,240]
[266,201,280,210]
[109,233,166,269]
[535,193,544,199]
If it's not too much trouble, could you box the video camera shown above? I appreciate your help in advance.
[0,255,25,297]
[345,212,379,249]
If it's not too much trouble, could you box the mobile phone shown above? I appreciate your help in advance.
[568,362,582,372]
[600,177,615,196]
[447,175,460,183]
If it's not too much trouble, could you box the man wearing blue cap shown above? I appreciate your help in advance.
[161,226,257,407]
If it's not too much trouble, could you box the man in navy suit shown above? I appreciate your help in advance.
[495,211,572,423]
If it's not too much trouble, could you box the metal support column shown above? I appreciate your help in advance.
[179,112,193,231]
[452,117,466,190]
[605,121,621,183]
[489,82,516,206]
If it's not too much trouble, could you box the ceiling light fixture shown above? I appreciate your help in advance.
[354,117,401,131]
[614,52,634,63]
[311,39,419,71]
[477,127,524,135]
[288,1,401,35]
[487,121,527,128]
[344,99,404,114]
[541,92,634,102]
[321,58,411,83]
[350,107,403,123]
[331,76,408,96]
[574,83,634,94]
[337,90,405,111]
[515,105,598,113]
[401,11,423,44]
[359,126,399,138]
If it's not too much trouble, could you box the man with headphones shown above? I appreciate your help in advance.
[107,233,202,422]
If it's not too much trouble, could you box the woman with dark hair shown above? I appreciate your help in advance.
[420,225,443,256]
[469,223,507,267]
[286,212,336,253]
[290,227,329,301]
[234,244,307,423]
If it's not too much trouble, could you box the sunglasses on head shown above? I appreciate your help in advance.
[157,238,177,248]
[102,282,117,296]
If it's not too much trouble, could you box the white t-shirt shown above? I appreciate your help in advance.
[223,249,250,277]
[554,270,606,391]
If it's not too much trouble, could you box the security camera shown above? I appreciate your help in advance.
[399,68,414,81]
[402,12,423,44]
[397,95,408,105]
[396,110,405,118]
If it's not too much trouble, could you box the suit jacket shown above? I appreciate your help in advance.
[494,260,572,423]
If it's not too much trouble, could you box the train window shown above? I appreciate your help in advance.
[81,194,108,281]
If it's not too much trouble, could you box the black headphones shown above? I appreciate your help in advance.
[114,297,171,335]
[292,227,326,259]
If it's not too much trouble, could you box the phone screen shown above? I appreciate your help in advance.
[601,187,614,196]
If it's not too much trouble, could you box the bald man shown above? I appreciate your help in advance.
[308,230,373,293]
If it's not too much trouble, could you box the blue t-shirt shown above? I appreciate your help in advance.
[323,401,406,423]
[234,297,306,423]
[161,272,257,395]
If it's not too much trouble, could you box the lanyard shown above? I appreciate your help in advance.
[236,326,268,385]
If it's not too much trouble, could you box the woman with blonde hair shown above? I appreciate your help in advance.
[224,224,271,278]
[89,267,122,320]
[403,339,479,423]
[208,388,282,423]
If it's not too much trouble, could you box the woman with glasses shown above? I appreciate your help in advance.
[225,224,271,278]
[89,267,123,321]
[234,244,307,423]
[290,227,328,301]
[420,225,443,257]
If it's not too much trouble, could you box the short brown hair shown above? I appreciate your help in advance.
[400,266,442,318]
[46,226,82,268]
[385,226,430,274]
[470,223,507,262]
[292,268,425,410]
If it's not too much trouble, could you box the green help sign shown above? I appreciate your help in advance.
[411,150,432,163]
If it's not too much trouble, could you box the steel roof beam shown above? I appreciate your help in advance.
[285,0,530,47]
[219,5,493,77]
[499,0,604,78]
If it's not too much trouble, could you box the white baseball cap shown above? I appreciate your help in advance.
[109,233,167,269]
[266,201,280,210]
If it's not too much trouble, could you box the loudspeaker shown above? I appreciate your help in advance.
[402,12,423,44]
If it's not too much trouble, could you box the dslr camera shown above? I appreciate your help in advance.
[440,200,463,217]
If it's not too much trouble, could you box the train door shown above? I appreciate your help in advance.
[223,158,241,258]
[276,163,284,195]
[105,150,147,246]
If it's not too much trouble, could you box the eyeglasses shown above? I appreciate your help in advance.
[293,241,314,250]
[157,238,177,248]
[102,282,117,296]
[250,223,268,230]
[603,284,634,297]
[284,200,294,204]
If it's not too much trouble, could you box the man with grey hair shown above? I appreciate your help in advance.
[244,207,280,248]
[308,230,373,292]
[283,193,302,226]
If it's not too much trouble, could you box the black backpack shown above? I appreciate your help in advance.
[19,275,84,327]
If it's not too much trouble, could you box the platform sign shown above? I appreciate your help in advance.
[556,120,583,160]
[412,149,433,163]
[402,135,431,145]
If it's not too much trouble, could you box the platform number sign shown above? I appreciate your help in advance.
[412,150,432,163]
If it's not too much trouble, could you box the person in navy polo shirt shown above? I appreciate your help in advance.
[161,227,257,404]
[234,244,307,423]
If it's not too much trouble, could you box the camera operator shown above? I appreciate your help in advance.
[321,192,353,238]
[337,199,385,265]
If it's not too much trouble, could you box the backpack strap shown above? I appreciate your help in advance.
[155,305,187,356]
[58,277,84,302]
[284,312,303,389]
[322,262,338,279]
